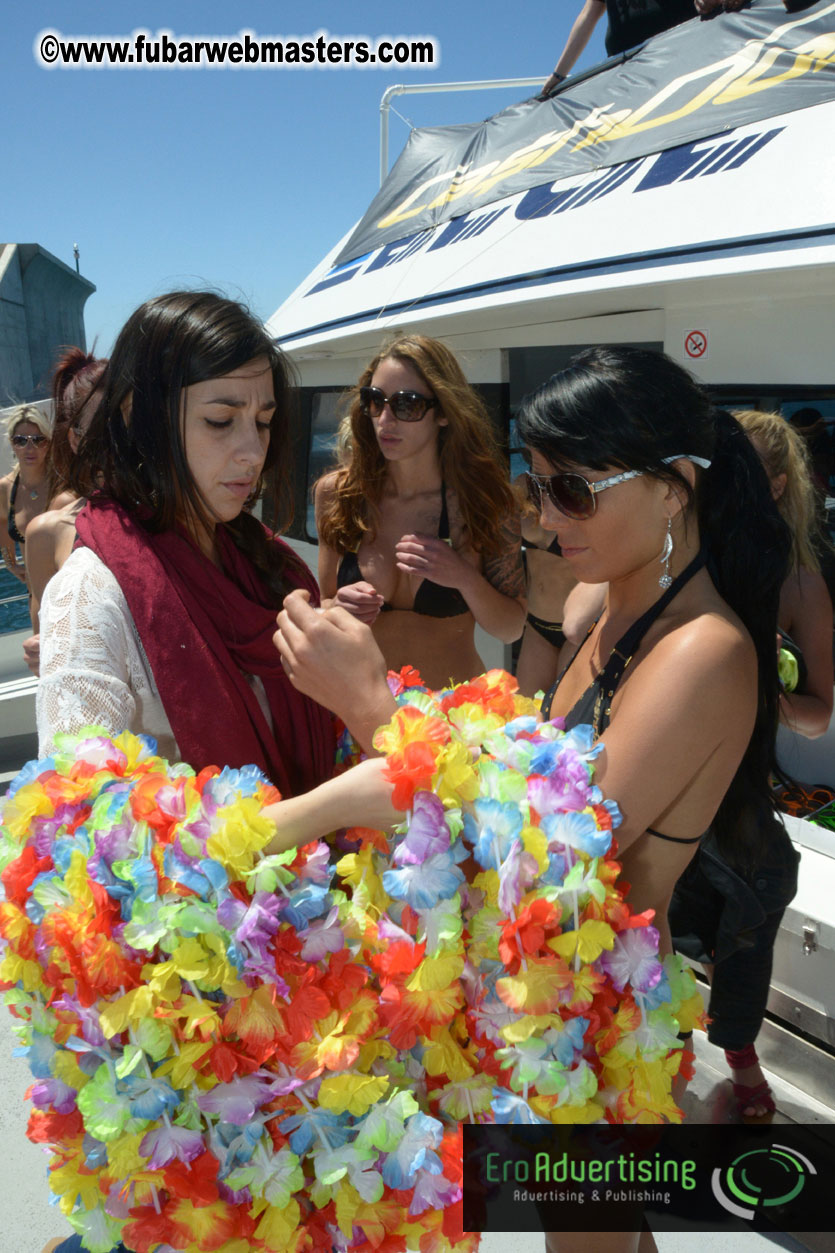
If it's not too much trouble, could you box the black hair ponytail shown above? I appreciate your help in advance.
[698,410,792,868]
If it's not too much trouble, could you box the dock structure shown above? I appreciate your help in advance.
[0,242,95,411]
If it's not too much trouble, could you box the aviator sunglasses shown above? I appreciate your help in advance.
[359,385,438,422]
[12,433,48,448]
[525,454,712,520]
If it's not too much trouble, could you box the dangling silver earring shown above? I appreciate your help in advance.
[659,517,673,589]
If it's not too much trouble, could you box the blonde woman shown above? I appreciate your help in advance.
[0,404,53,583]
[670,409,831,1122]
[315,334,525,689]
[736,409,833,739]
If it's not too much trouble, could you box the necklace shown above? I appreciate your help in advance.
[19,476,42,502]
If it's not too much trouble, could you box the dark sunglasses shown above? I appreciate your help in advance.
[525,468,644,519]
[525,454,712,520]
[359,385,437,422]
[12,433,48,448]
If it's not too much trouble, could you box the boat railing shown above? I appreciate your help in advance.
[378,48,633,183]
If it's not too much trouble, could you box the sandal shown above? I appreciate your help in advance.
[725,1044,776,1123]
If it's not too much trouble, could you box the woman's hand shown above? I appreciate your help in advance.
[22,634,40,676]
[261,756,400,855]
[2,547,27,583]
[332,579,384,625]
[275,589,396,753]
[395,533,474,590]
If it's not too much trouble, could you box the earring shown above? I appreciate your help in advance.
[659,517,673,589]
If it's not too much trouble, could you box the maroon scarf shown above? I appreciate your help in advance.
[75,499,334,797]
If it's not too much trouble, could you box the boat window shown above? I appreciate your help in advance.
[305,390,348,540]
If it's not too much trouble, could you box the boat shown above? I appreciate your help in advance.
[1,10,833,1247]
[266,0,835,1071]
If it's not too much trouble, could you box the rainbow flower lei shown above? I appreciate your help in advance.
[0,670,702,1253]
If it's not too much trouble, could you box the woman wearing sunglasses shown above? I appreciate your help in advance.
[513,347,791,1252]
[519,348,789,960]
[0,404,53,584]
[315,334,526,689]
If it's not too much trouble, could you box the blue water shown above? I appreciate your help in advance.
[0,557,31,633]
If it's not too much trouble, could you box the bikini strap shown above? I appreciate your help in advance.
[592,550,706,731]
[10,474,19,507]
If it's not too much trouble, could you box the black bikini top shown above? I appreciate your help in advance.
[336,483,469,619]
[542,551,707,846]
[8,474,25,546]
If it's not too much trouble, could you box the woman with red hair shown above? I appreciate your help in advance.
[22,348,108,673]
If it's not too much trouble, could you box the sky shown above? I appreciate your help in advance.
[3,2,606,356]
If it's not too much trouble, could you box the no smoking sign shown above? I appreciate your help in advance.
[684,329,708,359]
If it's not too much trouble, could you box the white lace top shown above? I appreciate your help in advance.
[38,547,276,762]
[37,547,179,759]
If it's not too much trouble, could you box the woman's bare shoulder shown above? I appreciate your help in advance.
[783,564,831,610]
[25,509,65,543]
[643,605,756,700]
[313,470,341,507]
[779,565,833,656]
[49,489,77,510]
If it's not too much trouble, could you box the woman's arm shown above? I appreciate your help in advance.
[586,618,757,852]
[395,512,527,643]
[562,580,607,646]
[541,0,605,95]
[779,568,834,738]
[0,479,26,584]
[261,757,399,854]
[275,589,397,755]
[314,474,383,623]
[313,475,341,600]
[37,553,139,756]
[21,511,59,632]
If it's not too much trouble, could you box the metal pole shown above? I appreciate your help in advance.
[380,77,543,185]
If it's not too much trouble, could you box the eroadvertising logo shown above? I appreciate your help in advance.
[711,1143,815,1220]
[463,1125,834,1234]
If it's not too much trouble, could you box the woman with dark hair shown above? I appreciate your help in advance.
[23,349,108,655]
[515,348,791,957]
[515,347,793,1252]
[315,333,526,689]
[33,291,407,1253]
[36,291,335,801]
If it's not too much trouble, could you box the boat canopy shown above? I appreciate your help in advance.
[268,0,835,355]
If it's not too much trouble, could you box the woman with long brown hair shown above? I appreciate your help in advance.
[315,334,525,689]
